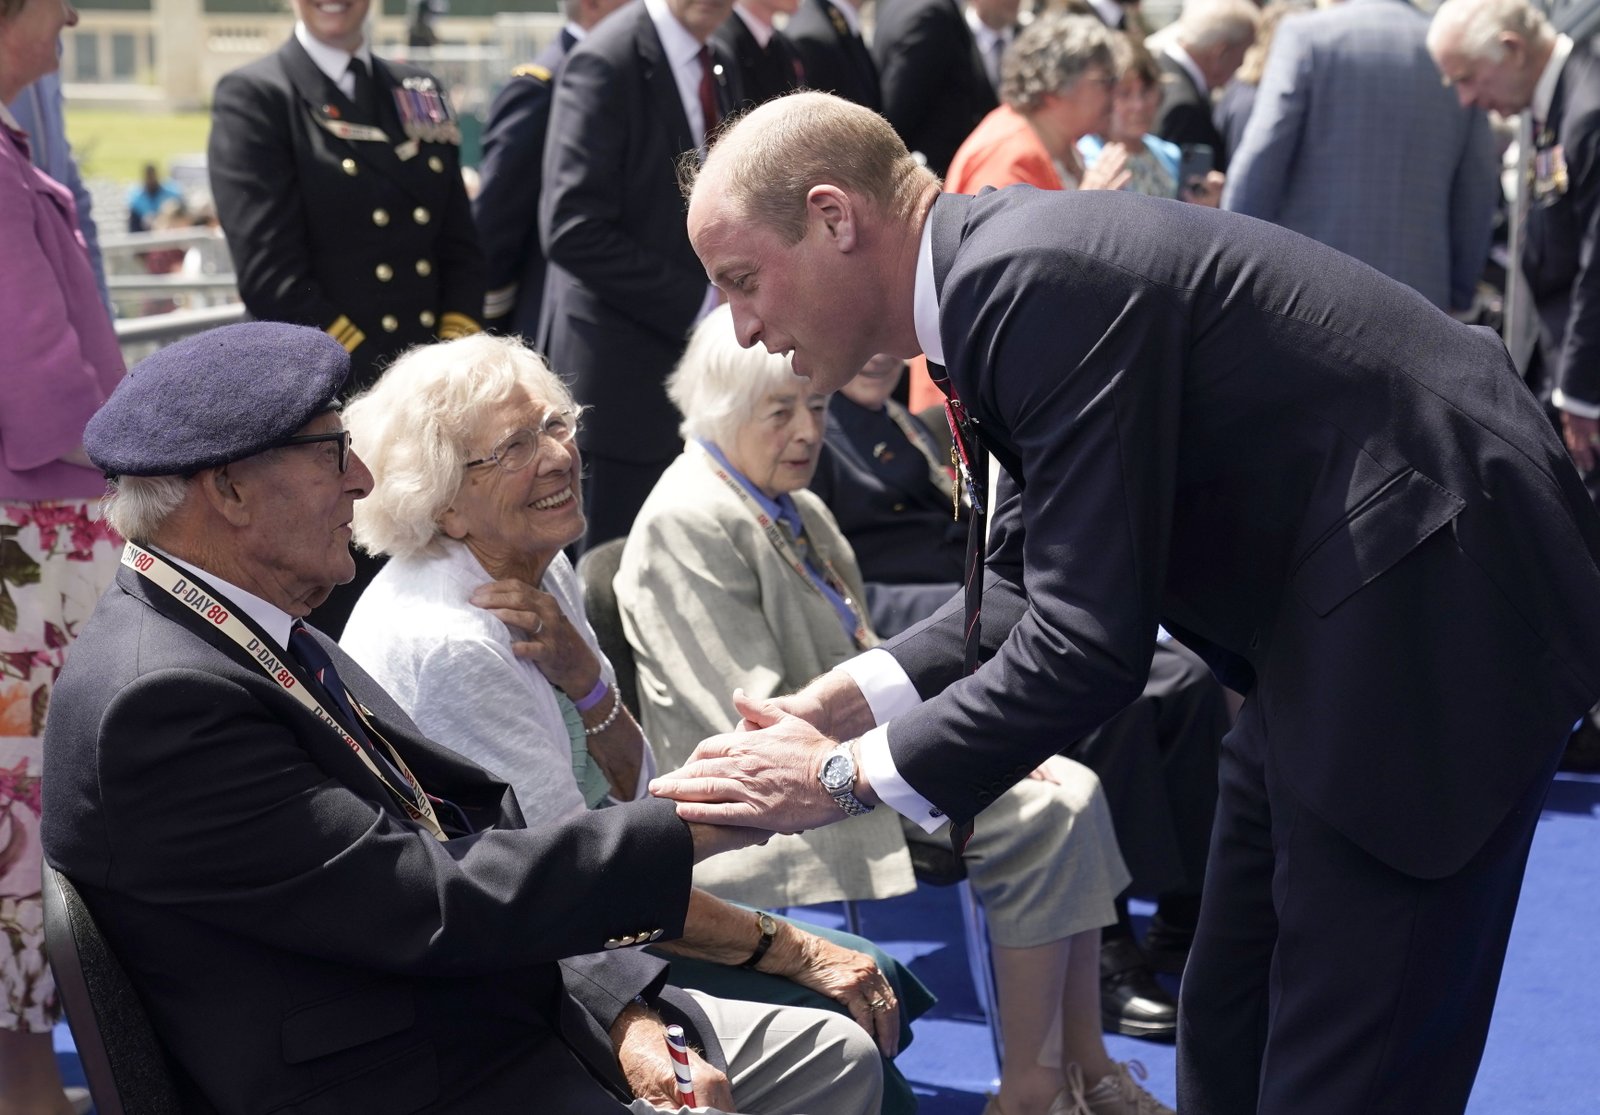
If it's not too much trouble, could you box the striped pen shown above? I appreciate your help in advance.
[665,1023,696,1108]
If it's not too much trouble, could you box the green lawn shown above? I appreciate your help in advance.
[65,108,212,186]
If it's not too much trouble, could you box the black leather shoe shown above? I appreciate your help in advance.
[1100,937,1178,1041]
[1140,916,1194,977]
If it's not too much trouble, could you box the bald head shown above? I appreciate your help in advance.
[683,93,937,392]
[687,91,936,245]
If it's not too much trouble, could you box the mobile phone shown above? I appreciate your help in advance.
[1179,144,1215,195]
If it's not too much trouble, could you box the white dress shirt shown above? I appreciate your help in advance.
[294,21,374,99]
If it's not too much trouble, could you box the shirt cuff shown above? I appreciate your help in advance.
[1553,387,1600,420]
[858,725,948,833]
[834,647,921,724]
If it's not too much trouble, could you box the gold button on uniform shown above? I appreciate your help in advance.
[341,158,358,176]
[381,314,399,333]
[415,259,432,277]
[372,208,390,227]
[375,263,393,282]
[419,310,436,328]
[413,206,431,225]
[428,155,444,173]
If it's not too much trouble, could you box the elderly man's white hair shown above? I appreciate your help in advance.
[102,475,190,542]
[1174,0,1261,49]
[668,304,811,449]
[344,333,579,560]
[1428,0,1552,64]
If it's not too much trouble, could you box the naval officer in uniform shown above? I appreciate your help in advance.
[208,0,485,395]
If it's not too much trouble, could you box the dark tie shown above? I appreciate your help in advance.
[346,55,377,121]
[287,623,472,834]
[698,45,722,143]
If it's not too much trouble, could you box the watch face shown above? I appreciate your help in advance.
[820,752,853,792]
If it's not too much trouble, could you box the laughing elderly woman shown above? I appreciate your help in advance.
[336,333,932,1113]
[616,306,1170,1115]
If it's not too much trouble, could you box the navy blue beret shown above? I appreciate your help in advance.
[86,322,351,478]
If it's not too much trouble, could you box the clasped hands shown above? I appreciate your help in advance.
[652,673,876,842]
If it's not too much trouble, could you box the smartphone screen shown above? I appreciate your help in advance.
[1179,143,1215,194]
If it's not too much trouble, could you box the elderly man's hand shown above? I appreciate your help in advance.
[612,1001,734,1111]
[651,691,859,834]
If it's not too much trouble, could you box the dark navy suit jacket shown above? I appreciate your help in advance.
[883,188,1600,880]
[785,0,881,111]
[873,0,997,177]
[539,1,739,466]
[42,564,711,1113]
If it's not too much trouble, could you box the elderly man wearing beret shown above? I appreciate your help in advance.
[37,322,883,1115]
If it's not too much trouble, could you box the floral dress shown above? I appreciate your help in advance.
[0,500,120,1031]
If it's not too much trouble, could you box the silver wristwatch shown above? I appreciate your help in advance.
[818,743,874,817]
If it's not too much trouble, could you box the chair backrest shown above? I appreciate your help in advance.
[42,862,185,1115]
[575,538,640,719]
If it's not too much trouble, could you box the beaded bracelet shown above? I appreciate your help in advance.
[574,676,610,713]
[583,687,624,736]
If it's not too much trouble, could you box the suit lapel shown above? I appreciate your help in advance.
[115,564,458,823]
[637,7,697,155]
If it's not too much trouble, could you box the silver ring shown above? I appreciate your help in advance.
[532,616,544,635]
[868,997,891,1013]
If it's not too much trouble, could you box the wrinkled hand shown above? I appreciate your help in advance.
[614,1006,734,1111]
[1183,169,1225,207]
[1562,411,1600,473]
[1081,143,1132,192]
[737,672,879,742]
[471,579,601,698]
[765,924,902,1057]
[651,690,848,833]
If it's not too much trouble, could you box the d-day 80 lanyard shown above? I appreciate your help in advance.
[120,541,449,841]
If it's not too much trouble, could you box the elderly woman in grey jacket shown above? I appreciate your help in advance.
[616,306,1171,1115]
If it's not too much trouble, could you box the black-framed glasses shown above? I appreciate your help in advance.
[271,429,352,473]
[465,409,578,473]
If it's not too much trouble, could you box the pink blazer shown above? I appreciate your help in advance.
[1,122,124,501]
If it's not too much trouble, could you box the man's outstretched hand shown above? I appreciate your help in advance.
[651,690,876,835]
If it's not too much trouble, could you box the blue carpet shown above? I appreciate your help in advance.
[50,773,1600,1111]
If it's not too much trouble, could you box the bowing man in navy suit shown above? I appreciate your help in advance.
[656,92,1600,1114]
[40,322,881,1115]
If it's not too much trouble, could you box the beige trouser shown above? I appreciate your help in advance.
[626,990,883,1115]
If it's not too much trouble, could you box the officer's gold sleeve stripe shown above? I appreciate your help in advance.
[325,316,365,353]
[437,311,482,340]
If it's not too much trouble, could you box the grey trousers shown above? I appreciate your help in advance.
[626,990,884,1115]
